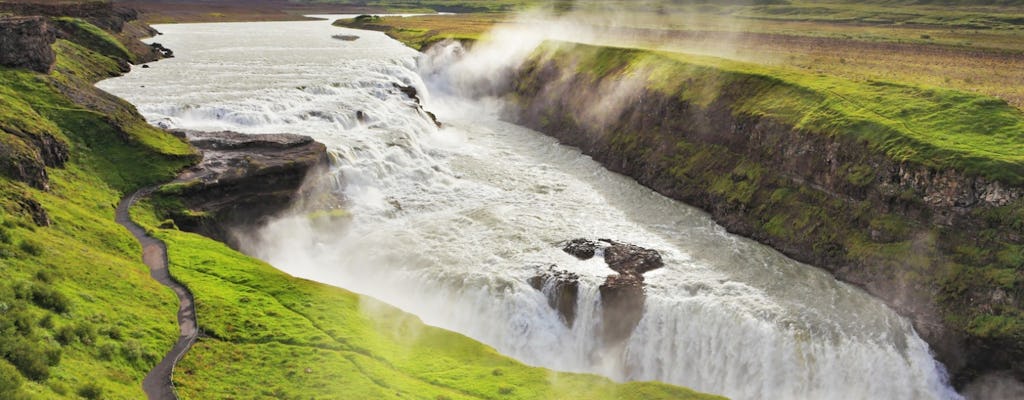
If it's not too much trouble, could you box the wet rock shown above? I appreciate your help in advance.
[527,266,580,327]
[599,273,645,344]
[602,239,664,275]
[141,64,150,68]
[332,34,360,41]
[356,110,366,122]
[561,238,598,260]
[0,16,56,73]
[425,110,441,128]
[393,83,421,104]
[149,42,173,58]
[160,130,329,248]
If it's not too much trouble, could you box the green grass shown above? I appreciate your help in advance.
[52,17,135,64]
[0,18,195,399]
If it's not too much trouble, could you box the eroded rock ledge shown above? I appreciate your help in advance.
[508,42,1024,387]
[529,239,664,344]
[157,130,329,247]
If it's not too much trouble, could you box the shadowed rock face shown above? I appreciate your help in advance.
[0,16,56,73]
[529,239,663,343]
[162,130,329,247]
[598,273,646,344]
[602,239,664,275]
[528,266,580,327]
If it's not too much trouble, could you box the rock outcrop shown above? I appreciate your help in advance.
[562,238,598,260]
[603,239,664,275]
[0,1,168,64]
[393,83,441,127]
[0,16,56,73]
[528,266,580,327]
[158,130,329,247]
[528,239,664,343]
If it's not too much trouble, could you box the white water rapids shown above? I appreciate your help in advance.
[99,16,962,400]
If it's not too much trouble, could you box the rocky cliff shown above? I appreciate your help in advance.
[507,41,1024,388]
[155,130,329,247]
[0,3,166,194]
[0,16,56,72]
[0,0,165,63]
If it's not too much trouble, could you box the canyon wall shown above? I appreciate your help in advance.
[506,41,1024,388]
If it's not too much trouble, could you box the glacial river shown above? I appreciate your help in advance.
[99,16,961,399]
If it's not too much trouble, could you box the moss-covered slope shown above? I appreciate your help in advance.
[0,18,195,400]
[509,41,1024,387]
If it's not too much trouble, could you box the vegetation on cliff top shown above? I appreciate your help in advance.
[544,42,1024,184]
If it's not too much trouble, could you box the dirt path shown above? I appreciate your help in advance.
[116,188,198,400]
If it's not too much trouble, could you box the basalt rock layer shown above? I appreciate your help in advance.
[157,130,329,247]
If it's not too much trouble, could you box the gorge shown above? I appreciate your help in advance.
[96,16,970,399]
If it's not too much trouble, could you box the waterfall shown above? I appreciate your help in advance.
[97,17,962,400]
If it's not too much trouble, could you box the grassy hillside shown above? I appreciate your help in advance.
[0,21,195,400]
[128,202,724,400]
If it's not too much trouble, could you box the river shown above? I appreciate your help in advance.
[98,16,961,400]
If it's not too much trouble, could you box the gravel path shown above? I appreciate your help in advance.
[116,188,198,400]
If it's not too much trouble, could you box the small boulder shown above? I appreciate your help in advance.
[603,240,663,275]
[561,238,599,260]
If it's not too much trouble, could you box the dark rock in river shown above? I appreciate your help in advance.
[536,239,663,342]
[602,239,664,275]
[561,238,599,260]
[599,273,645,344]
[332,34,360,41]
[394,83,421,104]
[0,16,57,73]
[393,83,442,128]
[149,42,173,58]
[160,130,329,247]
[527,266,580,328]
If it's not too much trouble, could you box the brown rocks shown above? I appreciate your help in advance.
[602,239,664,275]
[0,16,56,73]
[527,266,580,327]
[599,273,646,344]
[158,130,329,247]
[0,129,69,191]
[596,240,662,344]
[531,239,663,343]
[561,238,598,260]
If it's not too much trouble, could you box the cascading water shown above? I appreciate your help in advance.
[98,16,962,399]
